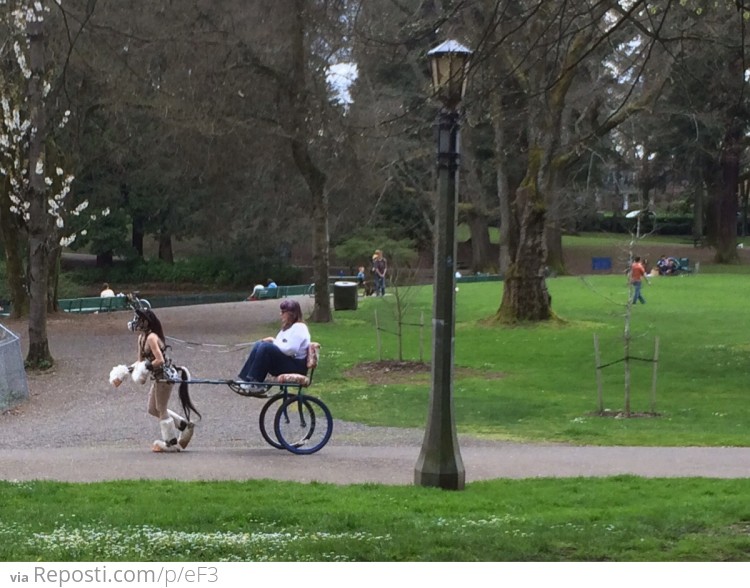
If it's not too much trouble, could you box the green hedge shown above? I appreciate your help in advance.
[66,256,304,290]
[578,213,695,235]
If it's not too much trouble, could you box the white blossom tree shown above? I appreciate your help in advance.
[0,0,103,366]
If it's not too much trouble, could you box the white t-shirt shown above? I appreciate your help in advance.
[100,288,115,298]
[273,322,310,360]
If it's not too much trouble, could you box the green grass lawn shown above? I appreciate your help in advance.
[4,246,750,563]
[315,273,750,446]
[2,477,750,561]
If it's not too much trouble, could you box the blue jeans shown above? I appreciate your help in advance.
[238,341,307,383]
[632,281,645,304]
[374,274,386,296]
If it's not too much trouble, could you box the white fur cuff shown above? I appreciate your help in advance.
[109,364,130,388]
[131,360,150,385]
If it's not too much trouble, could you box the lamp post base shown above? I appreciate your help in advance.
[414,467,465,491]
[414,450,465,490]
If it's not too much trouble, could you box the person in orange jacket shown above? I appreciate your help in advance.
[629,256,649,304]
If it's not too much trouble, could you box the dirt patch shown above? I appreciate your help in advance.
[346,360,505,386]
[590,410,661,419]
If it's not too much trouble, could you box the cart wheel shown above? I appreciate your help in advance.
[273,395,333,455]
[259,393,293,449]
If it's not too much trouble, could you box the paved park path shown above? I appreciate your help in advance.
[2,444,750,484]
[1,299,749,485]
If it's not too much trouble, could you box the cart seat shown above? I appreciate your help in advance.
[274,342,320,387]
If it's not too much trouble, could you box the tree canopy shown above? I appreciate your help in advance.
[2,0,750,360]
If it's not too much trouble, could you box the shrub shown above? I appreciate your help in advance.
[64,255,304,290]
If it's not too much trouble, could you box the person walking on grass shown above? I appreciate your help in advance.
[629,256,649,305]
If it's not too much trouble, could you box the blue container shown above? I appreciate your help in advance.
[591,257,612,271]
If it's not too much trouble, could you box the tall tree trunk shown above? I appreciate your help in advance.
[495,15,596,321]
[123,184,145,258]
[493,99,514,275]
[47,245,60,313]
[497,184,512,275]
[288,0,330,323]
[496,183,551,323]
[461,128,495,272]
[25,14,53,367]
[714,120,740,263]
[466,208,494,272]
[545,221,564,274]
[544,170,565,274]
[158,231,174,263]
[131,216,145,258]
[96,250,114,267]
[497,93,560,323]
[705,171,718,247]
[740,175,749,238]
[692,177,705,242]
[309,181,331,322]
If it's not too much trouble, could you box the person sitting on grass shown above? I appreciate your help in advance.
[237,299,310,393]
[657,255,677,276]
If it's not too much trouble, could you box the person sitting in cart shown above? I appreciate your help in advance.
[237,299,310,393]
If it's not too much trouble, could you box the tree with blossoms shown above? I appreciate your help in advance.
[0,0,102,366]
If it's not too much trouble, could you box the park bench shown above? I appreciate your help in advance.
[279,284,313,297]
[58,295,129,313]
[254,287,280,300]
[250,284,313,300]
[456,274,503,283]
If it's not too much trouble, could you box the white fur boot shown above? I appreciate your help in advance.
[167,409,195,449]
[152,418,181,453]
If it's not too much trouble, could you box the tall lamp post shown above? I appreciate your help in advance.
[415,40,472,490]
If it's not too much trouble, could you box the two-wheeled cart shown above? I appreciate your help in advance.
[126,293,332,454]
[161,342,332,454]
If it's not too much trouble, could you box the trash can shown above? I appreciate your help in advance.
[333,281,358,311]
